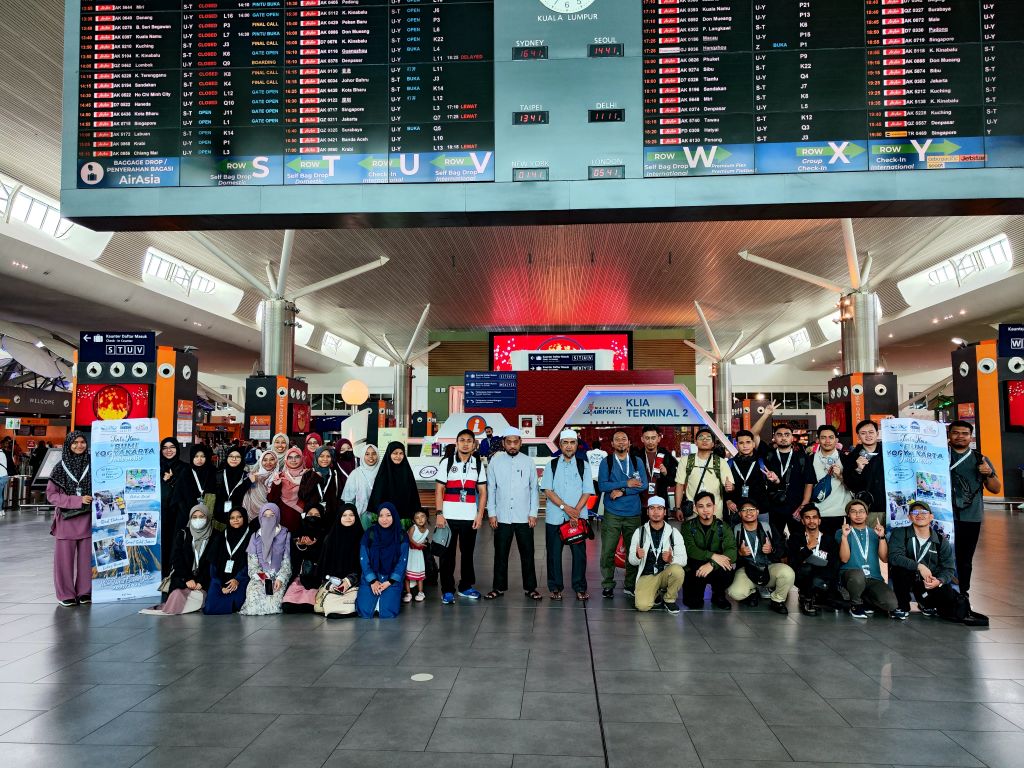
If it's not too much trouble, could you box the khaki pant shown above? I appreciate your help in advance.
[634,564,685,612]
[727,562,795,604]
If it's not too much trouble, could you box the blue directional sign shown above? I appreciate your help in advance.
[80,332,156,362]
[464,371,518,408]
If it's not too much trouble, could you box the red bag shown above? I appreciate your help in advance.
[614,535,626,569]
[559,518,590,545]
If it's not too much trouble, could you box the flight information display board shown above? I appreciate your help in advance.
[63,0,1024,225]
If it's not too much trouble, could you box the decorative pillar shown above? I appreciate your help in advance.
[260,298,297,378]
[393,362,412,429]
[713,360,732,435]
[840,291,879,375]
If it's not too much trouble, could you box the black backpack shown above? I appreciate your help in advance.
[444,453,482,476]
[550,455,587,482]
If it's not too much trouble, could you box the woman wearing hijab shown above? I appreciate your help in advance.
[171,445,217,531]
[215,446,251,528]
[204,507,253,615]
[299,446,341,526]
[47,431,93,607]
[368,441,422,530]
[159,437,188,582]
[270,433,290,469]
[243,450,278,520]
[334,438,357,494]
[319,503,364,618]
[142,504,216,615]
[356,502,409,619]
[341,444,380,528]
[302,432,323,469]
[282,503,327,613]
[240,502,292,615]
[267,446,306,533]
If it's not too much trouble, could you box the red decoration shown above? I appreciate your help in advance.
[75,384,150,427]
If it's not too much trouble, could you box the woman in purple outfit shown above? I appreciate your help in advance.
[47,431,93,607]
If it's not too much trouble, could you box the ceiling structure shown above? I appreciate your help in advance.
[1,1,1021,378]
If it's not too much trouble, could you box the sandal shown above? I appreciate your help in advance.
[525,590,543,601]
[483,590,504,600]
[576,592,590,601]
[549,591,563,601]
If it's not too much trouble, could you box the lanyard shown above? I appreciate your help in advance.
[645,452,660,477]
[734,458,756,484]
[744,528,760,559]
[776,449,793,478]
[225,533,247,559]
[62,460,89,491]
[192,469,206,499]
[338,466,350,480]
[317,472,333,501]
[223,470,244,498]
[455,456,473,488]
[912,535,932,564]
[851,528,870,564]
[192,539,208,571]
[950,450,972,472]
[806,531,822,556]
[615,454,631,478]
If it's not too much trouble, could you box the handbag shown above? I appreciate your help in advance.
[430,524,452,557]
[159,569,175,594]
[811,474,832,503]
[314,583,330,615]
[558,518,590,545]
[613,535,627,569]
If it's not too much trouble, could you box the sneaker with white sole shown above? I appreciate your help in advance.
[663,601,680,614]
[458,588,481,600]
[414,592,425,602]
[890,609,910,621]
[402,593,412,603]
[849,605,868,619]
[442,592,455,605]
[623,589,635,598]
[57,598,77,608]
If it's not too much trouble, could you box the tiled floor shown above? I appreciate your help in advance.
[1,508,1022,768]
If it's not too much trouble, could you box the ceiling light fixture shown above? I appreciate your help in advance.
[876,366,885,373]
[932,318,939,324]
[959,309,967,315]
[832,367,841,376]
[951,337,967,347]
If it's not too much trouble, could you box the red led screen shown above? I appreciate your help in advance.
[1007,381,1024,430]
[75,384,150,427]
[491,332,631,371]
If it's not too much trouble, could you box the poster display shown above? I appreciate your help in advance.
[881,418,955,544]
[90,418,162,602]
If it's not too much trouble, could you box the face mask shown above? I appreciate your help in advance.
[191,518,207,531]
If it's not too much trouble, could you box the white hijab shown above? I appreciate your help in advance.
[342,443,381,514]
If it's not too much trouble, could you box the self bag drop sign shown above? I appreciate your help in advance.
[881,419,955,545]
[90,419,162,602]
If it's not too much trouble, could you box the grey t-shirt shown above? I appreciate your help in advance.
[949,449,994,523]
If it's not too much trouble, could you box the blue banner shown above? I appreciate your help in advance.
[90,418,162,602]
[881,418,955,544]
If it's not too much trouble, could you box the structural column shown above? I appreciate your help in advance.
[840,291,879,375]
[713,361,732,435]
[260,298,297,378]
[393,362,412,429]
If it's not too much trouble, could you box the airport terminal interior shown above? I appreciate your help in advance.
[2,1,1024,766]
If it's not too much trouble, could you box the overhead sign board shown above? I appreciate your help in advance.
[998,324,1024,358]
[80,332,156,363]
[527,352,598,371]
[464,371,518,409]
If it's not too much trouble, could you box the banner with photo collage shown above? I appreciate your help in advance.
[90,418,162,602]
[881,418,955,545]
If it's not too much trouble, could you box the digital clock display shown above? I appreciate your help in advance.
[588,109,625,123]
[512,167,550,182]
[588,165,626,180]
[513,111,550,125]
[588,43,624,57]
[512,46,549,60]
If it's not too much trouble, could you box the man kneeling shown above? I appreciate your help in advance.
[727,499,794,615]
[889,501,962,620]
[628,496,686,614]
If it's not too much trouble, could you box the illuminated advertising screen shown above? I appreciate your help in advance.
[75,384,151,428]
[490,332,631,372]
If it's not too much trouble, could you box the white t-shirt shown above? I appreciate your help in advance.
[436,455,487,521]
[586,449,607,481]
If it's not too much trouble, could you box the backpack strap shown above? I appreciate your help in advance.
[550,457,560,477]
[576,455,587,481]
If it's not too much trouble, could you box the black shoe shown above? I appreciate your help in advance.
[743,593,760,608]
[663,601,680,614]
[77,594,91,605]
[800,599,820,616]
[769,600,789,615]
[602,587,614,599]
[711,597,732,610]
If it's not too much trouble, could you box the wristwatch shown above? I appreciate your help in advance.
[558,503,565,511]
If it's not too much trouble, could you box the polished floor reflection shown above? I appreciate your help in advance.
[0,508,1023,768]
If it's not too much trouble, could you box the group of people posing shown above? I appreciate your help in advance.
[47,415,997,625]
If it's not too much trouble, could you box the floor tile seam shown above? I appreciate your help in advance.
[123,745,159,768]
[0,709,46,739]
[978,702,1024,731]
[934,729,994,768]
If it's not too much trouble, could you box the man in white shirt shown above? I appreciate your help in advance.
[485,428,540,600]
[628,496,686,613]
[800,424,852,538]
[435,428,487,604]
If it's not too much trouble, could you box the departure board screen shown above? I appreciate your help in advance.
[64,0,1024,225]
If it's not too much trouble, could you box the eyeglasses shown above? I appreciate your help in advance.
[739,508,758,513]
[908,510,931,516]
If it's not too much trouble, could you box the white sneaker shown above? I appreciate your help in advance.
[402,592,412,603]
[414,592,425,602]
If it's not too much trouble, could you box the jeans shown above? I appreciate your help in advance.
[0,475,8,509]
[727,562,795,604]
[840,569,898,611]
[891,566,960,615]
[599,512,641,590]
[635,564,685,611]
[546,523,587,593]
[682,565,732,607]
[492,522,537,593]
[953,518,982,596]
[439,518,477,594]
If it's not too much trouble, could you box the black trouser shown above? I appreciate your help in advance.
[953,519,982,597]
[440,519,477,594]
[891,566,960,616]
[794,563,832,601]
[545,523,587,594]
[493,522,537,593]
[768,506,803,539]
[819,517,844,539]
[682,564,732,607]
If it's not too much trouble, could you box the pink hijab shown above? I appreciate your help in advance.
[279,446,306,509]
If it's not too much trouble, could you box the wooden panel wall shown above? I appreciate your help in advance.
[633,339,695,376]
[428,341,489,377]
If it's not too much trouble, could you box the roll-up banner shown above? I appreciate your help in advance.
[90,418,162,602]
[882,418,955,544]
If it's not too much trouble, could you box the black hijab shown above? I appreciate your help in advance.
[160,437,183,474]
[221,447,247,489]
[296,504,327,588]
[184,444,216,497]
[319,503,363,580]
[50,431,91,496]
[368,441,421,518]
[211,508,252,580]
